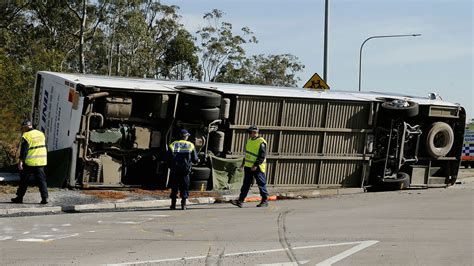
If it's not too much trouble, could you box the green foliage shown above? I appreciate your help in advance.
[162,29,201,80]
[197,9,258,82]
[215,54,304,87]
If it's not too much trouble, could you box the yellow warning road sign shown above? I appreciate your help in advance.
[303,73,330,90]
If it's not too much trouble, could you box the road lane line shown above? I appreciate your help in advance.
[109,241,379,265]
[315,240,379,266]
[257,260,309,265]
[17,233,80,242]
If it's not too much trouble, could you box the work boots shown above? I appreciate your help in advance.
[11,197,23,203]
[170,198,177,210]
[256,199,268,207]
[181,199,187,210]
[230,199,243,208]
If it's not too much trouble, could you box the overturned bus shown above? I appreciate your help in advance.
[32,71,466,190]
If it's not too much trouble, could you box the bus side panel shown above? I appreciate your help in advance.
[227,95,373,187]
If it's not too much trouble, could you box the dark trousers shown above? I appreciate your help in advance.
[238,167,269,202]
[169,170,190,200]
[16,165,48,200]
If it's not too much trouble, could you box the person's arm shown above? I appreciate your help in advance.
[254,143,266,166]
[166,144,174,167]
[192,148,198,164]
[250,143,266,171]
[18,137,28,170]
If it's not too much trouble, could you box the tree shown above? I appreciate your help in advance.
[106,1,186,78]
[215,54,304,87]
[197,9,257,82]
[162,29,200,80]
[64,0,107,73]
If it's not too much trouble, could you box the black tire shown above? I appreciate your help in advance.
[180,89,222,108]
[189,180,208,191]
[177,107,220,122]
[380,172,410,190]
[381,100,419,118]
[425,122,454,158]
[191,166,211,181]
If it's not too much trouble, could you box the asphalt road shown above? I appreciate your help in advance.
[0,180,472,265]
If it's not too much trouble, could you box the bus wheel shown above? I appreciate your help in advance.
[191,166,211,181]
[381,99,419,118]
[381,172,410,190]
[177,107,220,122]
[180,89,222,108]
[426,122,454,158]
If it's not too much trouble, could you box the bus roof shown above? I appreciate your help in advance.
[39,71,460,107]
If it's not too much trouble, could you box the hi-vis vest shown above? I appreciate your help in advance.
[169,140,195,154]
[244,137,267,173]
[22,129,47,166]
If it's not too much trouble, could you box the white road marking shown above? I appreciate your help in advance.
[0,236,13,241]
[257,260,309,265]
[316,240,379,266]
[98,218,153,225]
[109,241,379,265]
[139,214,170,217]
[17,233,79,242]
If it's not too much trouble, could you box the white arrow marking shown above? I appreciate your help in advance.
[110,241,379,265]
[316,240,379,266]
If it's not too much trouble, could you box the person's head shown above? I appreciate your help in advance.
[21,120,33,132]
[180,129,191,140]
[247,125,259,138]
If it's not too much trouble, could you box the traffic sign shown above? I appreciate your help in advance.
[303,73,330,90]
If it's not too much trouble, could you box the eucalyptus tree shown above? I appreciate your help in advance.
[106,1,186,78]
[197,9,257,82]
[162,29,201,80]
[215,54,304,87]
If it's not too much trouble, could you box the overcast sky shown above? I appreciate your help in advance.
[162,0,473,120]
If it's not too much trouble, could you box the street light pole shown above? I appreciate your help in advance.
[358,34,421,92]
[323,0,329,82]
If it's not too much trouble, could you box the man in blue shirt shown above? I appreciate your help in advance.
[168,129,198,210]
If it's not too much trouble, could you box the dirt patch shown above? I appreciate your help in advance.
[82,190,128,200]
[0,184,18,194]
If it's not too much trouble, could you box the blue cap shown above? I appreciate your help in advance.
[180,129,191,136]
[247,125,259,132]
[21,120,32,127]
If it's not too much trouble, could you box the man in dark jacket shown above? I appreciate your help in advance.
[168,129,198,210]
[11,120,49,204]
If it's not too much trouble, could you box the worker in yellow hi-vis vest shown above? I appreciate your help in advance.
[230,125,269,208]
[11,120,49,204]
